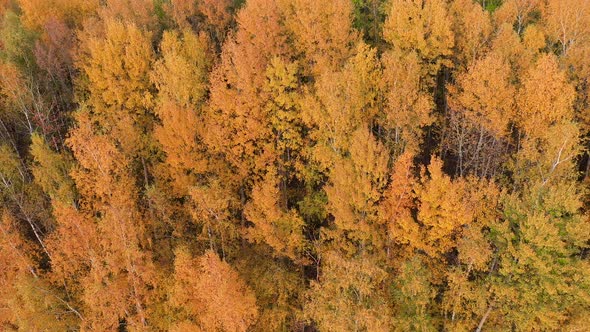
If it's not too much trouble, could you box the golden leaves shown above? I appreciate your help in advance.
[83,20,153,112]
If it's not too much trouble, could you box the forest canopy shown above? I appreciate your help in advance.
[0,0,590,331]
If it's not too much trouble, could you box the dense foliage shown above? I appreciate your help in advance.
[0,0,589,330]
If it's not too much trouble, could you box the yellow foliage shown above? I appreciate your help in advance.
[450,53,515,138]
[18,0,99,29]
[29,133,75,204]
[380,152,419,253]
[152,29,211,196]
[517,54,575,139]
[307,251,392,332]
[543,0,590,55]
[204,0,291,183]
[416,157,472,257]
[450,0,493,67]
[302,42,382,163]
[384,0,455,84]
[189,180,241,255]
[325,128,389,253]
[381,50,433,153]
[78,18,155,158]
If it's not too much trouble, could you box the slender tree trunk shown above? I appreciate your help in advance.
[476,305,493,332]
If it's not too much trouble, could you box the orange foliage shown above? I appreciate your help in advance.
[450,53,515,138]
[204,0,290,183]
[172,248,259,331]
[2,1,590,330]
[516,54,575,139]
[380,152,418,253]
[18,0,99,29]
[152,29,210,195]
[287,0,358,74]
[245,168,306,260]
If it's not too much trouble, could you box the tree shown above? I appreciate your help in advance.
[234,246,305,331]
[264,57,305,189]
[0,210,79,331]
[301,42,382,168]
[380,50,433,154]
[171,248,259,332]
[383,0,455,86]
[352,0,387,45]
[151,29,210,197]
[543,0,590,179]
[0,143,52,261]
[244,167,306,261]
[98,0,157,30]
[287,0,359,75]
[77,18,155,163]
[415,157,472,260]
[204,0,291,185]
[487,181,590,330]
[440,178,500,331]
[29,132,75,204]
[449,0,493,68]
[165,0,198,29]
[543,0,590,56]
[17,0,99,30]
[379,152,418,259]
[517,54,574,141]
[323,128,389,255]
[512,54,578,187]
[487,50,590,331]
[306,251,392,331]
[64,109,156,330]
[33,18,77,142]
[197,0,233,46]
[445,53,516,177]
[390,257,437,331]
[189,180,241,258]
[493,0,540,34]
